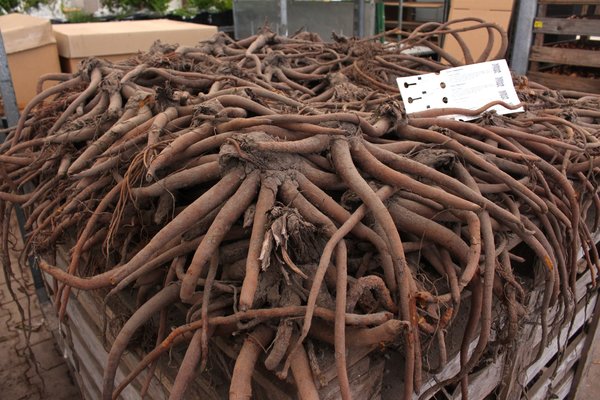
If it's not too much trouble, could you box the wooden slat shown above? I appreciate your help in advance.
[384,1,444,7]
[556,371,576,400]
[402,1,444,8]
[417,268,595,400]
[533,17,600,36]
[53,244,222,399]
[70,331,105,399]
[528,71,600,93]
[65,298,143,400]
[526,334,585,400]
[497,268,594,399]
[451,354,505,400]
[529,2,547,73]
[530,46,600,69]
[385,20,422,26]
[568,295,600,400]
[523,293,596,386]
[539,0,600,4]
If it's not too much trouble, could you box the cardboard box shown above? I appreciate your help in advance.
[0,14,62,109]
[52,20,218,72]
[442,2,515,65]
[449,0,514,12]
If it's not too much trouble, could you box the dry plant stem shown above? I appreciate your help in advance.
[295,173,397,292]
[57,180,125,319]
[13,76,83,143]
[397,124,547,214]
[289,343,320,400]
[200,252,219,371]
[168,329,203,400]
[111,168,245,285]
[278,180,352,399]
[264,320,294,371]
[229,325,275,400]
[330,138,417,397]
[102,283,180,400]
[181,170,260,303]
[48,68,102,135]
[239,178,278,310]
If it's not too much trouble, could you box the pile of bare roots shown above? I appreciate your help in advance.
[1,18,600,400]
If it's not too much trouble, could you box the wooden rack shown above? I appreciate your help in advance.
[527,0,600,93]
[383,1,449,33]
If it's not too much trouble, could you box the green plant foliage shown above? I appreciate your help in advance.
[171,7,195,17]
[187,0,232,12]
[101,0,170,13]
[64,9,96,22]
[0,0,50,14]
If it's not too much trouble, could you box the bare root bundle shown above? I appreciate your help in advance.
[1,21,600,400]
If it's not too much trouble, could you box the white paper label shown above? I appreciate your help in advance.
[396,59,524,121]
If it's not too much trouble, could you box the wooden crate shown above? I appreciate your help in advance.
[40,255,600,399]
[527,1,600,93]
[40,248,224,400]
[382,226,600,399]
[36,229,600,400]
[39,246,385,400]
[35,222,600,399]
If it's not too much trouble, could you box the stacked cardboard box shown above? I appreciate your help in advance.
[52,19,218,73]
[0,14,61,109]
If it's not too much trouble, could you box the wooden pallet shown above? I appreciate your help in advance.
[34,224,600,399]
[37,232,600,400]
[400,269,599,400]
[381,227,600,400]
[41,248,223,400]
[40,245,385,400]
[527,1,600,93]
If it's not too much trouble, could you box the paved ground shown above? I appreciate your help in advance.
[0,223,81,400]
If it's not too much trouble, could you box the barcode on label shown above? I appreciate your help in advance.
[495,77,504,87]
[499,90,508,100]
